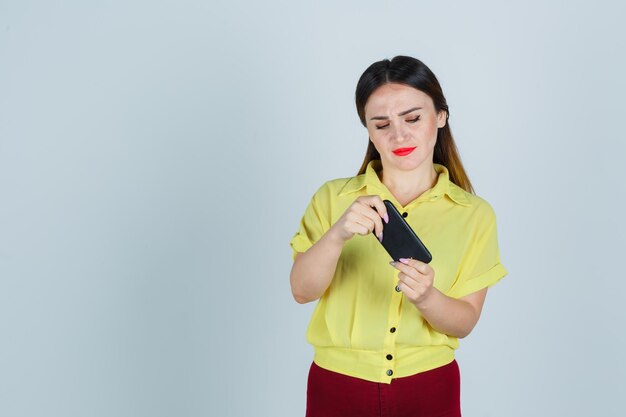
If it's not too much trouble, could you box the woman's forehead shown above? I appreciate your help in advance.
[365,83,434,114]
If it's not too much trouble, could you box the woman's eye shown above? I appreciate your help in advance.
[407,116,420,123]
[375,123,390,130]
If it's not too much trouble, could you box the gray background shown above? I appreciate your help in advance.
[1,0,625,416]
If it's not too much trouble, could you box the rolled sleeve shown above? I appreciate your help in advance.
[447,204,508,299]
[289,183,332,260]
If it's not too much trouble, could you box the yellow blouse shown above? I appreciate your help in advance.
[290,161,508,383]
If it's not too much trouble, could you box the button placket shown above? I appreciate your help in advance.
[385,276,403,382]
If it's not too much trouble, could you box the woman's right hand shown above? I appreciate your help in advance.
[291,195,389,304]
[329,195,389,244]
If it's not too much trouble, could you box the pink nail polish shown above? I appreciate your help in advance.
[399,258,410,264]
[378,233,383,242]
[383,213,389,224]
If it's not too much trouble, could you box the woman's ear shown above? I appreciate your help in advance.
[437,110,448,128]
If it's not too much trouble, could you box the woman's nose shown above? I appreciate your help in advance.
[390,123,409,142]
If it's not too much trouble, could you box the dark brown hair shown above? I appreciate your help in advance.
[355,56,474,193]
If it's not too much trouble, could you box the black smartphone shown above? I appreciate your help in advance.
[374,200,432,263]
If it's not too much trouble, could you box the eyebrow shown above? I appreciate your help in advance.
[369,107,422,121]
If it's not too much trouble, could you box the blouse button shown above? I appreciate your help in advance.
[386,354,393,360]
[386,369,393,376]
[395,285,401,292]
[390,327,396,333]
[402,212,408,218]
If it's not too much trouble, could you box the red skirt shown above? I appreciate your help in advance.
[306,360,461,417]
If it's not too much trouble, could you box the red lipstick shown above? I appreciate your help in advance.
[392,147,416,156]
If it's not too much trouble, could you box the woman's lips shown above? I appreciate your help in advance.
[392,147,416,156]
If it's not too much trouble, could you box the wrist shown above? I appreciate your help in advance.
[414,287,442,311]
[324,226,348,248]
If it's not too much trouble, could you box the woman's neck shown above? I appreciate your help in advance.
[380,161,438,207]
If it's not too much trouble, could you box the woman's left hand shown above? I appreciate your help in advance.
[391,258,437,309]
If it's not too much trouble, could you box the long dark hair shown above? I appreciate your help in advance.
[355,56,474,193]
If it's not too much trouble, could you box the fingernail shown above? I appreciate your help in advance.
[399,258,410,264]
[389,261,397,266]
[383,213,389,224]
[378,232,383,242]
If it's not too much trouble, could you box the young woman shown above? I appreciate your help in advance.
[290,56,507,417]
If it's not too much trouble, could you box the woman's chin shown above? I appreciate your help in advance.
[384,155,427,171]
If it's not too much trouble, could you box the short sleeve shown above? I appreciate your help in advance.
[289,183,332,260]
[447,203,508,299]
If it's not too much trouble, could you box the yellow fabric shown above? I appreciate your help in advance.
[290,161,508,384]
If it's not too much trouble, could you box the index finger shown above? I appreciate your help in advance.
[353,197,385,240]
[398,258,429,274]
[359,195,389,224]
